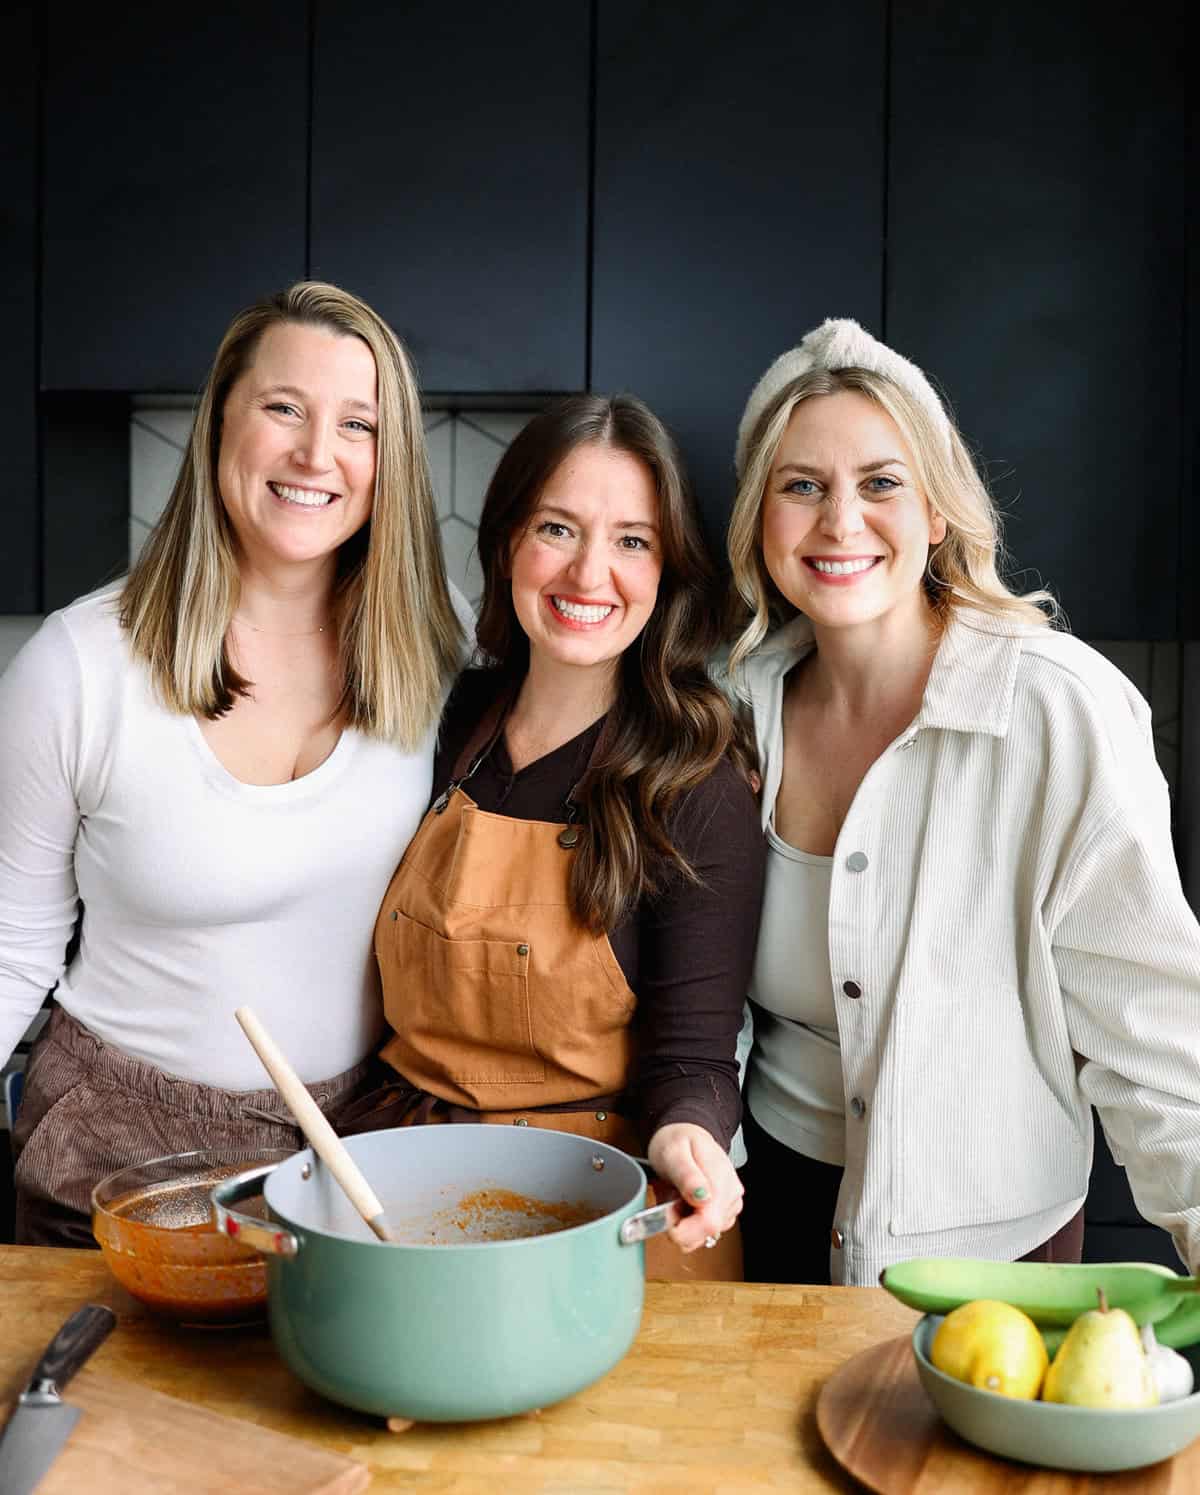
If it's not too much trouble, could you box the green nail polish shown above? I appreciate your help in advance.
[693,1186,709,1201]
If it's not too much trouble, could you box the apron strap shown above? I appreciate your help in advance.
[442,676,618,829]
[449,681,519,782]
[431,682,519,813]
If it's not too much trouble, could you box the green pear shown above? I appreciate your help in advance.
[1042,1288,1159,1408]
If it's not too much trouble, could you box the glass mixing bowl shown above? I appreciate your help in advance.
[92,1147,294,1325]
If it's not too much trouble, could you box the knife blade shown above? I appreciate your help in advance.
[0,1304,116,1495]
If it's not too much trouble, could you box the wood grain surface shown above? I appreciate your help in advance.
[14,1367,369,1494]
[817,1334,1198,1493]
[0,1245,1027,1492]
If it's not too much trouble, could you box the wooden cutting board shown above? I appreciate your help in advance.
[817,1334,1200,1493]
[19,1367,370,1493]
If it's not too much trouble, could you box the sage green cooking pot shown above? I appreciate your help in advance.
[210,1125,659,1422]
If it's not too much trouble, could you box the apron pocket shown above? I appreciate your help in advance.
[385,913,546,1085]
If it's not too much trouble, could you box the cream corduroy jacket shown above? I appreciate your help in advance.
[735,610,1200,1284]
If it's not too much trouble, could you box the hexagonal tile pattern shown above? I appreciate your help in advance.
[453,418,512,527]
[129,514,154,567]
[464,413,530,447]
[135,408,194,448]
[424,416,453,520]
[128,407,517,605]
[130,420,185,533]
[439,514,483,607]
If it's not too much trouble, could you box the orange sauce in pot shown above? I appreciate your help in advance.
[390,1187,604,1245]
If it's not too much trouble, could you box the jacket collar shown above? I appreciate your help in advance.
[742,607,1028,740]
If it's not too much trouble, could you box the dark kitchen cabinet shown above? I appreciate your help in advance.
[41,395,130,612]
[1181,81,1200,649]
[310,3,589,395]
[2,3,39,612]
[887,1,1186,641]
[41,4,307,393]
[1084,1118,1180,1272]
[592,0,887,540]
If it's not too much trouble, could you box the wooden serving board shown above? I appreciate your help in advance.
[23,1367,370,1494]
[817,1335,1199,1493]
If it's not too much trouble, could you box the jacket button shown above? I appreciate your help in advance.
[594,1111,608,1122]
[516,943,529,956]
[389,911,398,921]
[849,1096,866,1119]
[845,851,869,873]
[842,980,862,1000]
[831,1228,844,1249]
[513,1118,528,1127]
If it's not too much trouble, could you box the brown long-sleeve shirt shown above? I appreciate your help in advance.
[432,670,766,1150]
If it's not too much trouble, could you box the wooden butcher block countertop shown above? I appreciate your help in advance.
[13,1245,1184,1492]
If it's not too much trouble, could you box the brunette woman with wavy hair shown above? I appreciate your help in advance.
[353,394,765,1278]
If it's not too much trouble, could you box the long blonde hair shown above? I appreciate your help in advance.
[120,281,462,748]
[727,366,1057,673]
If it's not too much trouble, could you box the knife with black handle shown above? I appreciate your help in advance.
[0,1304,117,1495]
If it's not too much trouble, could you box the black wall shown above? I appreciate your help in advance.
[3,0,1190,641]
[2,3,39,614]
[592,1,885,547]
[887,0,1186,641]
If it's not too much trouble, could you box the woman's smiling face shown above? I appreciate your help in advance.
[760,389,946,631]
[216,320,378,574]
[507,441,663,688]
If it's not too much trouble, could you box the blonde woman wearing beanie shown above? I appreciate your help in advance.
[724,319,1200,1286]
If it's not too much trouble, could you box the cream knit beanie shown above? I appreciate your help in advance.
[734,318,952,480]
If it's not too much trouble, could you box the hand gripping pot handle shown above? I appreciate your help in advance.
[210,1162,299,1258]
[618,1198,681,1245]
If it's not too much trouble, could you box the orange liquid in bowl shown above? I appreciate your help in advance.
[93,1161,275,1324]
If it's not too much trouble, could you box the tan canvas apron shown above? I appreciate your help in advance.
[370,705,742,1281]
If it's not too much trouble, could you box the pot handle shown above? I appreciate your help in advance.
[619,1199,681,1246]
[210,1162,299,1258]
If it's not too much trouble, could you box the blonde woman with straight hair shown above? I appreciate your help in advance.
[726,318,1200,1287]
[0,281,466,1246]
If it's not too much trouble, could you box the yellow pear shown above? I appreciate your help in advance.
[1042,1288,1159,1408]
[930,1299,1048,1399]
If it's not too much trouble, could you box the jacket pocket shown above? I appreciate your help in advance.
[380,912,545,1085]
[889,986,1087,1236]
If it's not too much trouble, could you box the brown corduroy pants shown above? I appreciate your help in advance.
[12,1005,372,1249]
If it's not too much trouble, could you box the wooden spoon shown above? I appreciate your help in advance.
[234,1006,396,1243]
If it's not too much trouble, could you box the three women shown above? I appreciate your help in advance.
[3,280,1195,1286]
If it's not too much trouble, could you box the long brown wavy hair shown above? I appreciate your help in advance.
[475,394,756,931]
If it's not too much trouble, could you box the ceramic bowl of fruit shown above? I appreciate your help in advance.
[911,1302,1200,1473]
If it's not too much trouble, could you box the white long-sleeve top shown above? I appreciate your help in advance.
[0,585,457,1089]
[736,610,1200,1284]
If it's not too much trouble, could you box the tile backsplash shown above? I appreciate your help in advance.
[0,407,1185,813]
[131,403,526,610]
